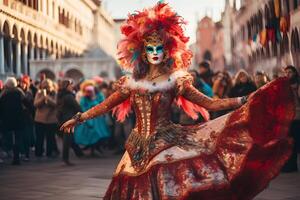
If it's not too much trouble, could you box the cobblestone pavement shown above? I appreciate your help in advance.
[0,153,299,200]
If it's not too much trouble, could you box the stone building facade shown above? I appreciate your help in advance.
[0,0,117,80]
[195,16,225,72]
[231,0,300,76]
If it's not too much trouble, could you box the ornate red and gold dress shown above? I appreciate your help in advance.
[98,72,294,200]
[72,3,295,200]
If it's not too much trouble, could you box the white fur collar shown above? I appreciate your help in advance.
[124,70,188,92]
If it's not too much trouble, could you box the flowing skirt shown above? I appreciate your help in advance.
[104,78,295,200]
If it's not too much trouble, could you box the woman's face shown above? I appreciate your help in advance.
[66,82,74,92]
[145,44,164,65]
[239,73,248,83]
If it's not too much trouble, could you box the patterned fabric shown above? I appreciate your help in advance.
[103,77,294,200]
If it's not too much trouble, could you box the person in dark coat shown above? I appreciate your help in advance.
[228,69,257,98]
[198,61,214,87]
[0,77,26,165]
[56,79,84,165]
[282,65,300,172]
[19,75,35,161]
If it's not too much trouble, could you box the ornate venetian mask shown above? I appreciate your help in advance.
[143,32,164,65]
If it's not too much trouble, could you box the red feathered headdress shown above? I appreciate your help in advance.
[117,2,192,71]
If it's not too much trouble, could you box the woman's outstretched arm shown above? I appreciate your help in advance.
[81,90,129,121]
[177,73,244,111]
[60,76,130,133]
[182,84,242,111]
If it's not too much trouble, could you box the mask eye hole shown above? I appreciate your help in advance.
[156,45,163,53]
[146,46,154,53]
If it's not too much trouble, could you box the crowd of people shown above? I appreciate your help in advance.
[0,61,299,170]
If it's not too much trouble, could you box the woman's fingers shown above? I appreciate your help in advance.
[59,120,77,133]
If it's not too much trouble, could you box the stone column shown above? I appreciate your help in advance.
[36,47,40,60]
[42,48,46,59]
[23,43,28,74]
[29,45,35,74]
[16,40,21,75]
[0,34,5,74]
[8,39,13,73]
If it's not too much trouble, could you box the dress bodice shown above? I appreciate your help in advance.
[130,90,175,137]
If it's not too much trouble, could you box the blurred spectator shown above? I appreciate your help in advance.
[75,84,111,156]
[282,65,300,172]
[76,80,95,102]
[56,79,84,165]
[0,77,26,165]
[211,71,233,118]
[39,72,46,82]
[34,79,59,158]
[212,71,232,99]
[19,75,35,161]
[254,71,270,88]
[189,70,213,97]
[228,69,257,98]
[198,61,214,86]
[30,78,38,97]
[0,80,3,93]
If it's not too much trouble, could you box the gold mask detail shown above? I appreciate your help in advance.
[143,31,163,46]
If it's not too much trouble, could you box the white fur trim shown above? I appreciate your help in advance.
[125,70,188,92]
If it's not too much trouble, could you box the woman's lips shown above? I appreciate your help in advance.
[153,57,159,60]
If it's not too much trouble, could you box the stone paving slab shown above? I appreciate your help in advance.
[0,154,300,200]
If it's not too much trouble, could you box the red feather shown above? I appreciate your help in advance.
[176,96,210,121]
[117,2,192,70]
[112,98,132,122]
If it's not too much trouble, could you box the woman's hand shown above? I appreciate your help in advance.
[60,119,77,134]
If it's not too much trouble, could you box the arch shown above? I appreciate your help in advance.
[36,69,56,80]
[65,68,84,83]
[27,30,32,45]
[33,33,38,46]
[60,45,63,56]
[20,28,25,43]
[55,43,59,58]
[50,40,54,53]
[40,35,44,48]
[3,20,11,72]
[45,37,49,49]
[3,20,10,36]
[62,9,65,25]
[12,24,18,41]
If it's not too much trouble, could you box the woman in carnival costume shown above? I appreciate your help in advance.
[61,2,295,200]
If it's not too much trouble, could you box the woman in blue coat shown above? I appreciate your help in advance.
[74,85,110,155]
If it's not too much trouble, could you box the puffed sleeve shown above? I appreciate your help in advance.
[175,72,242,111]
[82,76,131,121]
